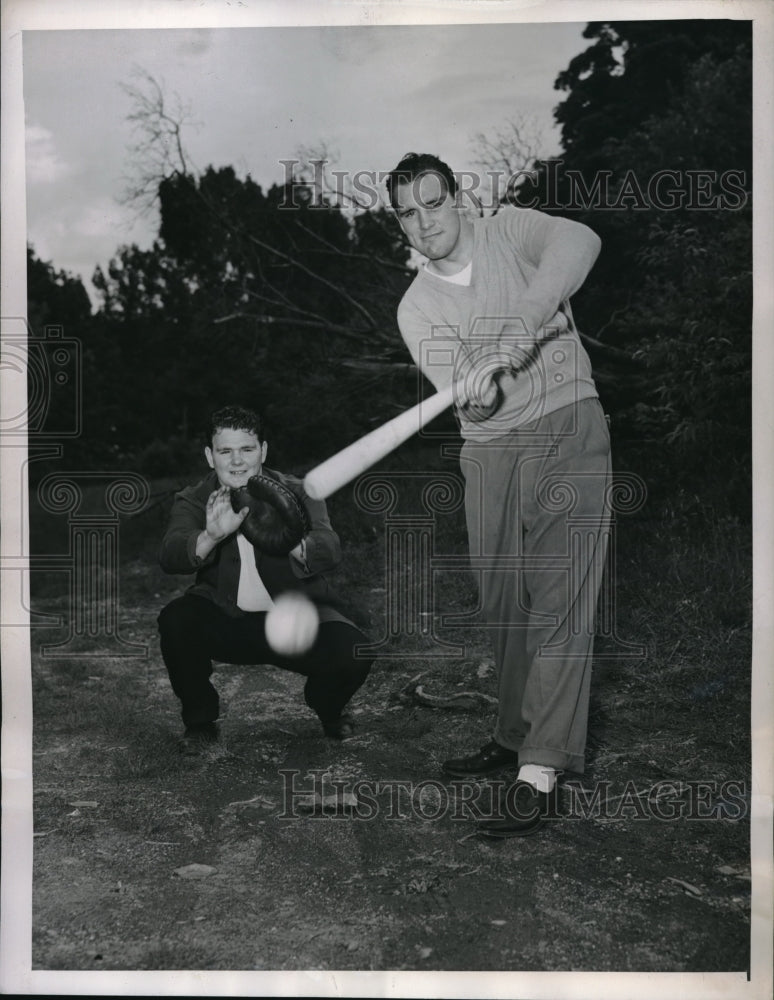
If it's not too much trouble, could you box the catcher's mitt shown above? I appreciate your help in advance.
[230,473,309,556]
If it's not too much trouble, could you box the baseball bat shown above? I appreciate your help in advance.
[304,318,567,500]
[303,382,460,500]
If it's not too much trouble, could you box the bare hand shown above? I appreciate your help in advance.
[205,486,248,542]
[461,369,503,422]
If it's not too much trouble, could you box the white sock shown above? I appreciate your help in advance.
[518,764,556,793]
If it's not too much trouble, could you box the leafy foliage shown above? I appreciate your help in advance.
[511,21,751,494]
[89,166,414,466]
[27,246,92,332]
[554,20,751,169]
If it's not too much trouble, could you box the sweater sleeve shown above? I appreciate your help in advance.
[290,492,342,578]
[397,293,459,393]
[498,207,601,332]
[278,475,342,579]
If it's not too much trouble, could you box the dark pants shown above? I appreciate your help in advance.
[158,593,373,728]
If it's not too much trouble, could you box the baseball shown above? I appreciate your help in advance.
[265,592,320,657]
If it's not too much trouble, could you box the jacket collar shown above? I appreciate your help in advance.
[191,467,287,503]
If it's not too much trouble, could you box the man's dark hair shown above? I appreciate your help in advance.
[385,152,457,209]
[207,405,265,446]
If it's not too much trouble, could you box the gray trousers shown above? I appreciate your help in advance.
[460,398,612,774]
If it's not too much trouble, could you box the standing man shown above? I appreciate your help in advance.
[386,153,611,837]
[158,405,372,754]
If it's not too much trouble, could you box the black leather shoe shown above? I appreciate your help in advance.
[320,714,355,740]
[442,739,519,777]
[178,722,219,756]
[477,780,555,838]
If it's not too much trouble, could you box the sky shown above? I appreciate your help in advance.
[22,20,589,306]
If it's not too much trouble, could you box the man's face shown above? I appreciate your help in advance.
[205,426,267,489]
[394,171,461,261]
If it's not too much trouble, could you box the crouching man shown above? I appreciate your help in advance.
[158,404,372,754]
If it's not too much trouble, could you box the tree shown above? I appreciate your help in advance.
[25,247,99,469]
[27,245,92,332]
[497,20,752,488]
[470,114,546,206]
[87,73,417,466]
[553,20,752,170]
[601,43,751,469]
[120,66,198,215]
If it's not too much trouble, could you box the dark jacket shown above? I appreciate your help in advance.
[159,468,352,624]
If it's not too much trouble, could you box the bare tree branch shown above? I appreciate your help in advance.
[290,143,411,252]
[470,114,546,207]
[239,228,379,330]
[210,311,384,348]
[239,285,371,345]
[120,66,200,215]
[594,295,635,342]
[119,75,403,354]
[292,217,413,276]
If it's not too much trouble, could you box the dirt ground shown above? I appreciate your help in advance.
[30,612,751,975]
[23,471,754,980]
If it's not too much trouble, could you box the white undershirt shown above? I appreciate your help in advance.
[235,533,275,612]
[425,260,472,286]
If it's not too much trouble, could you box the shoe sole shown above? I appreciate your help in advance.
[476,822,543,839]
[442,763,519,779]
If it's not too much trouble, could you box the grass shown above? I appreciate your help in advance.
[29,454,753,777]
[24,456,754,973]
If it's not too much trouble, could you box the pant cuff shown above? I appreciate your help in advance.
[518,746,585,774]
[493,728,525,754]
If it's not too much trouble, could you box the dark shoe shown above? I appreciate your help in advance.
[178,722,219,756]
[442,739,519,778]
[320,714,355,740]
[477,780,555,838]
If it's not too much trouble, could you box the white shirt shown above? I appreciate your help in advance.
[235,533,275,612]
[425,259,472,286]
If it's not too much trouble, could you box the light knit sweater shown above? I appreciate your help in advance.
[397,206,601,440]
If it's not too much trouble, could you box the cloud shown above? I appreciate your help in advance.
[176,29,213,58]
[75,198,136,240]
[25,122,70,184]
[318,26,385,66]
[27,192,156,308]
[21,22,586,296]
